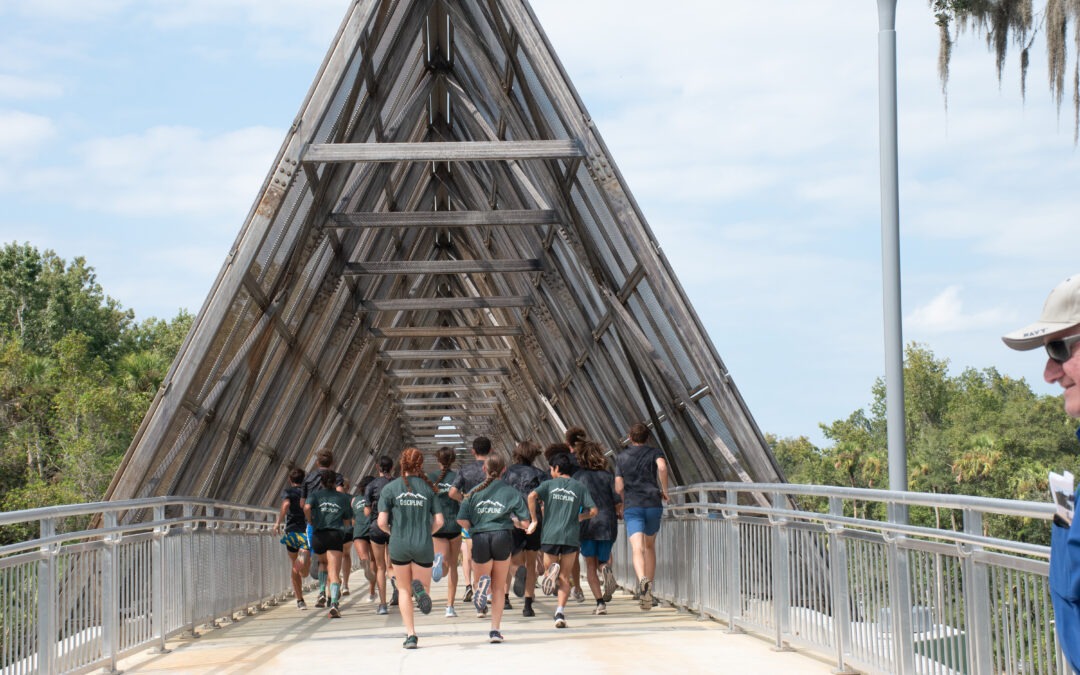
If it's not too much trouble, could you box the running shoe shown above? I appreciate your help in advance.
[522,604,535,617]
[376,604,389,615]
[432,553,444,583]
[463,584,473,602]
[389,578,399,606]
[540,562,560,596]
[403,634,418,650]
[593,601,607,615]
[601,564,617,602]
[341,585,350,597]
[553,611,567,628]
[328,604,341,619]
[315,592,327,609]
[512,565,527,597]
[367,592,377,603]
[297,599,307,610]
[571,586,585,603]
[503,595,512,610]
[474,575,491,615]
[445,606,458,618]
[639,577,653,611]
[412,579,432,615]
[489,630,504,644]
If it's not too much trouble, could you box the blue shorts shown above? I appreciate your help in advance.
[624,506,662,537]
[580,539,614,563]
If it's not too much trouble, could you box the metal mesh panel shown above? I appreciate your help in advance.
[54,547,102,673]
[847,535,894,672]
[1,557,38,675]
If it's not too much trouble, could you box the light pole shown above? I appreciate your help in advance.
[877,0,907,494]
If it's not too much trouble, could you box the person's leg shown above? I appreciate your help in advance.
[643,533,658,581]
[571,555,583,601]
[472,558,493,613]
[433,536,450,583]
[462,537,474,600]
[556,551,577,607]
[410,560,433,616]
[327,549,343,613]
[317,551,329,606]
[370,541,388,606]
[584,555,602,599]
[287,550,304,602]
[446,535,462,611]
[489,556,511,632]
[340,544,352,593]
[384,545,398,605]
[394,563,417,638]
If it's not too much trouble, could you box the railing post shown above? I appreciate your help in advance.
[36,517,57,674]
[101,513,120,674]
[962,509,993,673]
[770,492,792,651]
[724,488,743,633]
[151,505,170,654]
[696,488,708,620]
[207,506,222,627]
[887,502,915,674]
[828,497,858,674]
[181,504,199,639]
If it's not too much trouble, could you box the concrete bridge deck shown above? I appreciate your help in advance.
[116,581,836,674]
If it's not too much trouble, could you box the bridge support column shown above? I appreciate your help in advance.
[36,517,57,674]
[963,510,993,673]
[723,489,744,634]
[101,513,121,674]
[887,503,915,673]
[770,492,793,652]
[828,498,858,674]
[180,504,199,639]
[151,505,170,654]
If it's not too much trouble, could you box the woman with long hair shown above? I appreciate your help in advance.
[575,440,622,614]
[364,456,395,615]
[377,448,444,649]
[502,440,548,617]
[457,454,530,643]
[351,475,378,603]
[304,469,353,619]
[428,446,463,617]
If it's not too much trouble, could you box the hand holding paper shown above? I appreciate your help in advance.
[1049,470,1075,526]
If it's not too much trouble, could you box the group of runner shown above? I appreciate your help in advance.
[273,423,669,649]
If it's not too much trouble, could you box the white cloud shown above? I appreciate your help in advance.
[0,110,56,156]
[907,286,1008,334]
[0,74,62,100]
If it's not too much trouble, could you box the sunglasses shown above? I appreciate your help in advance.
[1046,334,1080,363]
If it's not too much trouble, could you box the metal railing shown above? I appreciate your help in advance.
[611,483,1069,675]
[0,498,286,675]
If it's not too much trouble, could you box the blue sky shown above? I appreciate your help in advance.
[1,1,1078,445]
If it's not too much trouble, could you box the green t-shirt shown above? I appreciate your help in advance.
[457,479,530,534]
[378,476,437,564]
[351,493,370,538]
[306,488,353,531]
[429,469,462,536]
[532,476,595,547]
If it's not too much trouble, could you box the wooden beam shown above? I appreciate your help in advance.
[393,383,503,394]
[401,409,498,417]
[370,326,523,338]
[328,209,559,228]
[361,297,532,311]
[386,368,509,378]
[398,398,501,406]
[302,140,584,163]
[379,349,512,360]
[345,259,541,275]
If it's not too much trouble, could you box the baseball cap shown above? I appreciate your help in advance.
[1002,274,1080,351]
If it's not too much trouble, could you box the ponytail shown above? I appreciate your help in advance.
[466,455,506,498]
[400,447,439,492]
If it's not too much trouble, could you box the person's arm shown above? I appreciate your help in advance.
[657,457,670,502]
[431,512,444,535]
[578,506,598,522]
[448,486,464,502]
[303,502,313,525]
[377,511,390,535]
[614,476,625,498]
[526,491,540,534]
[275,499,288,533]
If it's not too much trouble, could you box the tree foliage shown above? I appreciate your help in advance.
[0,242,191,542]
[772,343,1076,543]
[931,0,1080,141]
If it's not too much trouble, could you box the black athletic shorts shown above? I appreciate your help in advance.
[512,526,541,553]
[540,543,579,557]
[391,559,433,568]
[433,531,461,540]
[471,529,513,564]
[369,528,390,546]
[343,532,354,544]
[312,529,347,555]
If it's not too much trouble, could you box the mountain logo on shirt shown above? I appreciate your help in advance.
[397,491,428,507]
[475,499,507,514]
[549,487,578,503]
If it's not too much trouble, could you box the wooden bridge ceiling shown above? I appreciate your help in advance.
[106,0,786,506]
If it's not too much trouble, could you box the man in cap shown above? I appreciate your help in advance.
[1003,273,1080,673]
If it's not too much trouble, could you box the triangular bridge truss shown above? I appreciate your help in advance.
[107,0,785,506]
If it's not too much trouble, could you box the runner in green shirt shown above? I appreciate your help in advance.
[456,454,531,643]
[304,469,353,619]
[377,448,444,650]
[427,446,463,617]
[527,453,596,629]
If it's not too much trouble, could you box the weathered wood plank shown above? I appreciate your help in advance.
[329,209,558,228]
[346,259,541,274]
[360,296,532,311]
[303,140,583,163]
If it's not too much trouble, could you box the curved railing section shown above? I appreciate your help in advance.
[609,483,1065,675]
[0,498,284,675]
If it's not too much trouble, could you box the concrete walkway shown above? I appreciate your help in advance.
[118,583,838,674]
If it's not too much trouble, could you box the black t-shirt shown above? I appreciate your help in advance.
[615,444,664,508]
[451,459,487,495]
[502,463,548,498]
[280,485,306,532]
[365,475,392,534]
[576,468,620,541]
[301,468,344,500]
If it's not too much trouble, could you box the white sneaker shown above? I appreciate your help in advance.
[445,606,458,618]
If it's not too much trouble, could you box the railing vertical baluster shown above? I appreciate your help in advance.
[723,488,743,633]
[771,491,792,651]
[181,503,198,639]
[102,513,120,674]
[696,488,708,619]
[887,503,915,674]
[963,508,992,673]
[36,517,57,674]
[829,497,857,673]
[151,505,170,654]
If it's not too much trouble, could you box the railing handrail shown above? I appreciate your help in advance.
[0,495,276,527]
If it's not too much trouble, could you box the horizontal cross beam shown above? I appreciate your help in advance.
[393,383,503,394]
[379,349,513,361]
[328,210,559,228]
[303,140,584,163]
[345,260,541,275]
[386,368,509,378]
[361,297,532,311]
[370,326,523,338]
